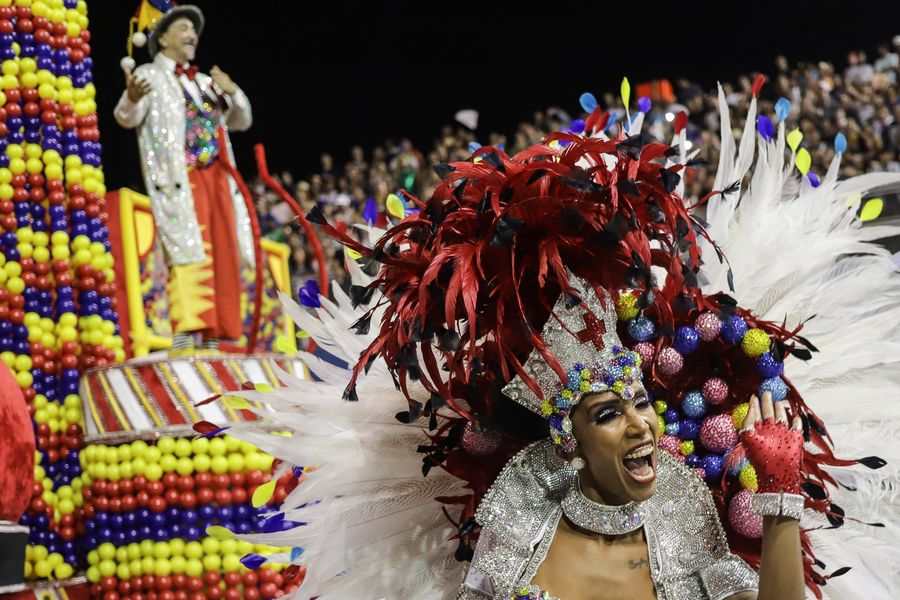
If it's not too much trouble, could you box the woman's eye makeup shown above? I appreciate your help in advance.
[592,394,650,424]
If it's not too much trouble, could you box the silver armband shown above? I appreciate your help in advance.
[750,492,805,520]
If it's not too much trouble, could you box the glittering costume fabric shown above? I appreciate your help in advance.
[458,440,758,599]
[183,87,222,168]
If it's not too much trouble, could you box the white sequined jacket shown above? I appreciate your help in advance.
[114,52,255,266]
[458,440,758,600]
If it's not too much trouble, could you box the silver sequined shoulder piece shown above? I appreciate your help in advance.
[476,439,574,550]
[645,452,758,599]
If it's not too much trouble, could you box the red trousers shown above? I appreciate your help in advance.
[168,160,242,340]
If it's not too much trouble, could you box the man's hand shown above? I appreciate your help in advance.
[125,70,152,103]
[210,65,237,95]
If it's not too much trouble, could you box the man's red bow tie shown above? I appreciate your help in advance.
[175,64,199,81]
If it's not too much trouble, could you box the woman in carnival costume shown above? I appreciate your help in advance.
[224,83,900,599]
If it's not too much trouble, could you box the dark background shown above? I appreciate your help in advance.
[91,1,900,191]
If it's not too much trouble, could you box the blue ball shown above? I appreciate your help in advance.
[685,454,702,468]
[757,352,784,379]
[662,409,679,424]
[758,377,788,402]
[681,391,706,419]
[702,454,724,480]
[665,422,680,436]
[627,316,657,342]
[720,315,748,344]
[680,419,700,440]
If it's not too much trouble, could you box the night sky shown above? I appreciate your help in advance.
[90,1,900,192]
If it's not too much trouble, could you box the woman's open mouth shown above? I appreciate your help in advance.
[622,442,656,484]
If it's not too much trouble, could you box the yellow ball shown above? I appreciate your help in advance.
[145,462,163,481]
[739,464,758,489]
[741,328,771,358]
[184,541,203,560]
[170,555,187,574]
[129,559,143,577]
[145,446,162,463]
[16,370,33,388]
[98,559,116,578]
[185,558,203,578]
[679,440,695,456]
[202,554,221,573]
[33,559,52,579]
[227,453,245,473]
[153,542,171,560]
[175,456,194,476]
[193,454,211,473]
[9,157,26,174]
[616,293,640,321]
[210,455,229,474]
[141,556,155,575]
[732,403,750,429]
[174,438,192,458]
[6,276,25,294]
[201,537,220,555]
[85,565,100,583]
[223,554,242,573]
[208,437,227,456]
[44,163,63,180]
[160,453,177,473]
[53,562,74,579]
[115,562,131,581]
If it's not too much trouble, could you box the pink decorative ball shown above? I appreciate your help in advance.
[657,435,681,456]
[700,414,739,453]
[693,467,707,481]
[728,489,764,538]
[702,377,730,405]
[633,342,655,368]
[461,422,502,457]
[656,347,683,376]
[694,312,722,342]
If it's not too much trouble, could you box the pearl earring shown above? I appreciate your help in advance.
[570,456,586,470]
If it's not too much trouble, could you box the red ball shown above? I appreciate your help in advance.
[179,491,196,509]
[148,496,166,513]
[176,476,194,493]
[119,479,134,495]
[59,526,75,541]
[174,592,188,600]
[241,572,258,587]
[157,575,172,591]
[146,481,164,496]
[229,472,245,487]
[196,487,213,505]
[121,494,136,512]
[186,577,203,592]
[101,576,118,591]
[203,572,220,586]
[103,591,120,600]
[108,498,122,513]
[224,589,241,600]
[118,580,132,595]
[171,574,187,590]
[194,472,212,488]
[133,475,148,491]
[223,573,241,587]
[164,489,179,506]
[230,487,247,505]
[204,587,222,600]
[259,583,278,599]
[212,473,230,490]
[258,569,277,583]
[214,489,232,506]
[143,575,155,590]
[243,589,260,600]
[162,473,178,489]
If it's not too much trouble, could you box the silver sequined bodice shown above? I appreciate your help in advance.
[458,439,758,600]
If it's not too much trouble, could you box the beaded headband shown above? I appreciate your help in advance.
[502,273,642,452]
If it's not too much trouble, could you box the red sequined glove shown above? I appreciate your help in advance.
[741,414,804,495]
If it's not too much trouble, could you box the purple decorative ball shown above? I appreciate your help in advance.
[662,409,679,424]
[673,326,700,355]
[694,312,722,342]
[700,414,739,453]
[633,342,655,367]
[685,454,702,468]
[682,391,706,419]
[701,377,729,405]
[729,489,764,538]
[657,347,683,375]
[627,316,657,342]
[758,377,788,402]
[638,96,652,113]
[461,422,502,457]
[702,453,724,480]
[756,352,784,379]
[657,435,681,456]
[720,315,748,345]
[665,422,680,436]
[679,419,700,440]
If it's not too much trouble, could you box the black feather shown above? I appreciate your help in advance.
[306,204,328,225]
[342,383,358,402]
[859,456,887,469]
[491,214,525,246]
[350,313,371,335]
[350,285,375,308]
[616,178,641,198]
[829,566,852,578]
[722,180,741,197]
[527,169,547,185]
[660,169,681,193]
[433,163,455,178]
[482,151,505,172]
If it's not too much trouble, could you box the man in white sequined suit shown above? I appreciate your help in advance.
[114,5,254,351]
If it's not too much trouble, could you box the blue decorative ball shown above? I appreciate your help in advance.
[662,409,679,424]
[682,391,707,419]
[665,422,681,436]
[685,454,702,468]
[720,315,748,344]
[702,454,724,480]
[758,377,788,401]
[756,352,784,379]
[680,419,700,440]
[673,326,700,355]
[627,315,657,342]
